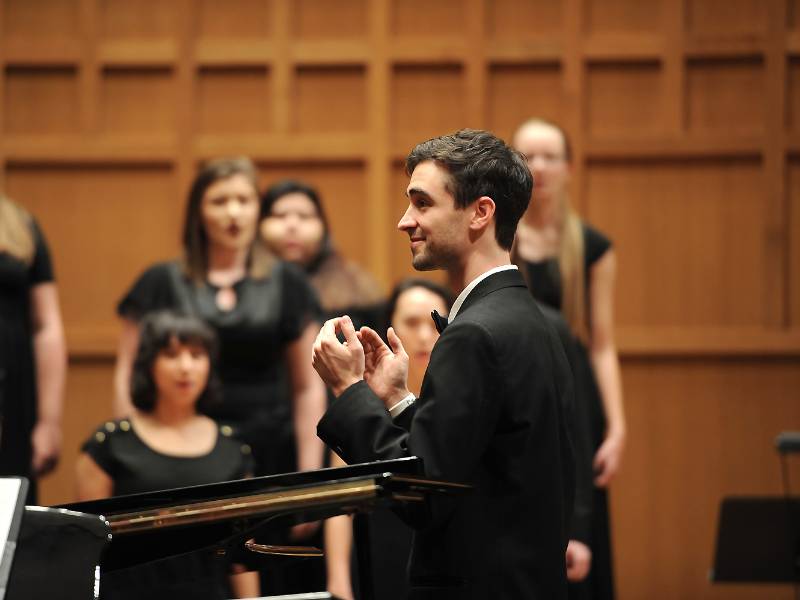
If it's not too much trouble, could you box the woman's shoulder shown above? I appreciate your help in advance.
[581,221,612,266]
[133,259,183,284]
[215,422,254,464]
[118,259,185,319]
[82,418,134,449]
[80,418,136,475]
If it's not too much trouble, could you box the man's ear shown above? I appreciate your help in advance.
[469,196,496,231]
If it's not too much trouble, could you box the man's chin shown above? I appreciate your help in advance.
[411,254,437,271]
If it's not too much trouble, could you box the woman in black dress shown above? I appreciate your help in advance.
[0,195,66,504]
[113,158,326,488]
[513,119,626,600]
[260,179,384,330]
[77,311,258,598]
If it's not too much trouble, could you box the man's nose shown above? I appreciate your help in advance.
[397,205,414,231]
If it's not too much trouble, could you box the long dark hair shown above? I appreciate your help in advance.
[182,156,273,282]
[130,311,222,413]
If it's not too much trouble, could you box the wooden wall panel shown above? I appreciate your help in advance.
[584,0,661,33]
[586,62,666,137]
[685,0,768,37]
[390,64,467,154]
[486,0,562,37]
[586,159,766,328]
[787,58,800,132]
[291,0,368,39]
[687,59,765,135]
[292,66,367,133]
[98,0,178,39]
[3,0,79,37]
[487,63,563,141]
[100,68,177,135]
[196,0,272,39]
[4,67,80,134]
[196,67,272,133]
[2,1,799,599]
[390,0,466,37]
[788,159,800,328]
[614,358,800,600]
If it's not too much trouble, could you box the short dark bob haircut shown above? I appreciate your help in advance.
[130,311,222,413]
[405,128,533,251]
[384,278,455,332]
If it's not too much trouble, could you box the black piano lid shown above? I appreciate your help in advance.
[59,456,425,516]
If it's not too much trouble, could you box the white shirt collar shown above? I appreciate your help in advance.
[448,264,518,323]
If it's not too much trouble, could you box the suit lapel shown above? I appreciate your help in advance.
[454,269,527,321]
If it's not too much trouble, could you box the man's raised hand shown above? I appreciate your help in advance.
[357,326,410,410]
[311,315,365,397]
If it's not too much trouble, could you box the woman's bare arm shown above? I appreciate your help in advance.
[113,319,140,419]
[29,282,66,476]
[588,249,626,487]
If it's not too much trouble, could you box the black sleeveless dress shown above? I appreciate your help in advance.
[117,259,321,477]
[0,218,54,504]
[522,222,615,600]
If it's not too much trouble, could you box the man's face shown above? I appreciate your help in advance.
[398,160,470,271]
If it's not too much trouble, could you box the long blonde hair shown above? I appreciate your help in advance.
[559,201,588,343]
[0,195,35,265]
[513,119,589,343]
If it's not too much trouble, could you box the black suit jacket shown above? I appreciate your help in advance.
[318,269,575,600]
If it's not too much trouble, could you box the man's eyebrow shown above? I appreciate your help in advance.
[406,187,429,198]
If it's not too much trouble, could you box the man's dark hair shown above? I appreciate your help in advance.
[130,310,221,413]
[405,129,533,250]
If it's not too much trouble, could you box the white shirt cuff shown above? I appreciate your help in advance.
[388,393,416,418]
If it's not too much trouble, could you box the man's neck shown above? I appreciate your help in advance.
[446,248,511,295]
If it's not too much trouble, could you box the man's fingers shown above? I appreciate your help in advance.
[322,317,339,334]
[359,326,388,351]
[387,327,407,356]
[339,315,361,348]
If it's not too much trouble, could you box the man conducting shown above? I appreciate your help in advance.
[312,129,575,599]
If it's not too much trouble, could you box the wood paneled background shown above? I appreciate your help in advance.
[2,1,800,598]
